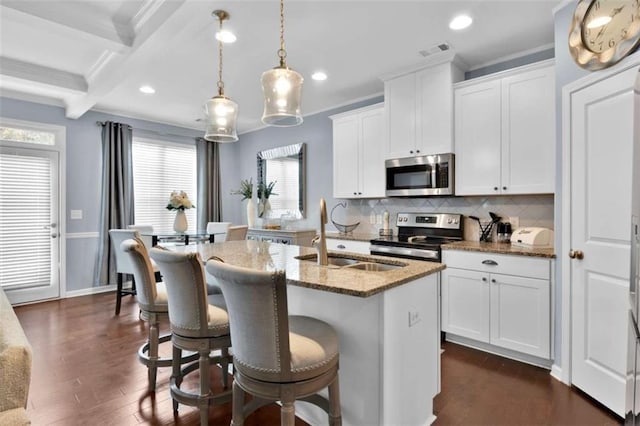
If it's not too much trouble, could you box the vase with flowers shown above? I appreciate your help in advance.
[166,190,194,233]
[231,178,255,227]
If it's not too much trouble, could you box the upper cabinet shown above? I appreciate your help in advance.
[331,103,386,199]
[454,60,556,196]
[382,55,464,160]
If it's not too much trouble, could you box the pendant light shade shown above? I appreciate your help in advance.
[261,0,303,127]
[204,10,238,143]
[204,95,238,142]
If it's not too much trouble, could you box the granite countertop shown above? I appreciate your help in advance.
[325,231,379,242]
[169,240,444,297]
[442,240,556,258]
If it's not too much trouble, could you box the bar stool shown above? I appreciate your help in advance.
[206,260,342,426]
[149,248,232,426]
[120,238,196,391]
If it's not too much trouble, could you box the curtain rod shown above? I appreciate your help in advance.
[96,121,132,130]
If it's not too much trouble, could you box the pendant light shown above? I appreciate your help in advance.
[204,10,238,142]
[261,0,303,127]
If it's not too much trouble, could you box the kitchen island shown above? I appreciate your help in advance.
[171,240,444,425]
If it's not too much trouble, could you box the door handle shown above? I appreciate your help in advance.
[568,249,584,260]
[482,259,498,266]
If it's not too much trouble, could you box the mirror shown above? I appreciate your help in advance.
[257,143,306,219]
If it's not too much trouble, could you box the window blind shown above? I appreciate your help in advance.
[266,157,299,213]
[132,138,197,233]
[0,152,52,289]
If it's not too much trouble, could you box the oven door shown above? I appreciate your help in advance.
[385,154,454,196]
[370,243,440,262]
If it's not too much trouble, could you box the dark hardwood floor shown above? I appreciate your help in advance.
[14,292,621,425]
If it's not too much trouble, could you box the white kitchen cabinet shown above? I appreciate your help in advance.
[326,238,370,255]
[331,103,385,198]
[441,250,551,360]
[246,228,316,247]
[454,60,555,195]
[383,57,464,160]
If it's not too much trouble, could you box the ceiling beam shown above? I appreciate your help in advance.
[0,57,88,94]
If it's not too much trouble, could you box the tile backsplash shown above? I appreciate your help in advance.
[328,194,555,241]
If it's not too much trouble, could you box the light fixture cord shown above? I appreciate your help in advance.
[278,0,287,67]
[217,16,224,96]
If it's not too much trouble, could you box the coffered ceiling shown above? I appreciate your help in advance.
[0,0,561,135]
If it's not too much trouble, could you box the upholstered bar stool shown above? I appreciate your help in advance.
[149,248,232,426]
[206,260,342,426]
[120,238,196,391]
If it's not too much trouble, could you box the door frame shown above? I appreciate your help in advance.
[0,117,66,303]
[560,53,640,385]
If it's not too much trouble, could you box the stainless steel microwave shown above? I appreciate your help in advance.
[385,153,454,196]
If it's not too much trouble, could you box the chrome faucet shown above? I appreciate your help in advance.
[312,198,329,266]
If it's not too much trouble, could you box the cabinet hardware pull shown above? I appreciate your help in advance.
[416,149,420,153]
[482,277,488,282]
[494,187,498,191]
[491,279,496,283]
[409,150,414,154]
[482,260,498,266]
[337,244,346,249]
[502,186,507,190]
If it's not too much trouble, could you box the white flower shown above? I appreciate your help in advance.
[166,190,194,211]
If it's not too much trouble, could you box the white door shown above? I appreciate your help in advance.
[359,107,386,198]
[332,115,360,198]
[570,64,637,416]
[385,73,417,159]
[0,145,60,304]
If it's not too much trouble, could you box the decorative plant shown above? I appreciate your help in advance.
[257,180,277,200]
[231,178,253,200]
[166,190,194,211]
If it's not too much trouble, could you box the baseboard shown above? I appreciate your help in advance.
[550,364,569,384]
[64,285,116,298]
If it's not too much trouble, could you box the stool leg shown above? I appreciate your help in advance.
[328,375,342,426]
[221,347,230,388]
[198,350,210,426]
[231,381,245,426]
[115,273,123,315]
[147,315,159,391]
[281,399,295,426]
[171,345,181,414]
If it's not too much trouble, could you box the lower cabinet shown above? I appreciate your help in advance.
[441,250,551,359]
[325,238,371,255]
[246,228,317,247]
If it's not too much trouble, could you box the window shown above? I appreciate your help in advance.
[132,138,197,233]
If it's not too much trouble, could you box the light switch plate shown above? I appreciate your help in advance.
[70,209,83,220]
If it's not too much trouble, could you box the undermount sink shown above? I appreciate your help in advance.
[342,262,403,272]
[295,253,406,271]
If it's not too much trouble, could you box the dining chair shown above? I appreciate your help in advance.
[127,224,154,248]
[206,221,231,242]
[120,238,197,391]
[149,248,232,426]
[206,259,342,426]
[225,225,248,241]
[109,229,161,315]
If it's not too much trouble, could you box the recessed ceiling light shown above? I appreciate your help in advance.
[216,29,237,43]
[139,85,155,94]
[311,71,328,81]
[449,14,472,30]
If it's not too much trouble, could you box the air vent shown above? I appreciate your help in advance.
[418,42,451,57]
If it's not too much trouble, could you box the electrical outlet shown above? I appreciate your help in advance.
[408,311,421,327]
[70,209,83,220]
[509,216,520,229]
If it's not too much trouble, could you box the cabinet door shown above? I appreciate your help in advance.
[359,107,386,198]
[454,80,502,195]
[489,274,550,358]
[333,115,360,198]
[417,63,455,155]
[441,268,490,342]
[385,73,417,159]
[501,66,555,194]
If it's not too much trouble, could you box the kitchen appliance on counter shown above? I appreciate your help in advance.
[510,227,554,248]
[370,212,463,262]
[385,153,454,197]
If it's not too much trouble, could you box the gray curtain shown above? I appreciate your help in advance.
[196,137,222,230]
[95,121,134,286]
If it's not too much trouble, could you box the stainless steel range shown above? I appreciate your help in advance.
[370,212,463,262]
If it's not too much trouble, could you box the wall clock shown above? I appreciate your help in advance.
[569,0,640,70]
